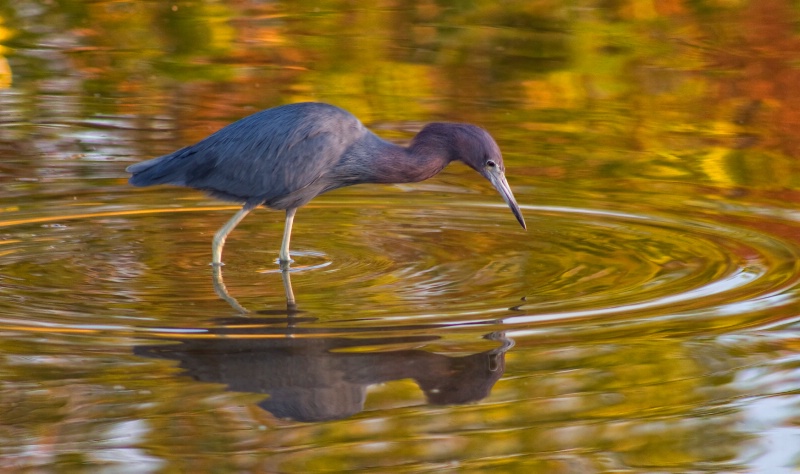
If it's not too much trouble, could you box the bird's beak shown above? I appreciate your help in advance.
[486,169,526,230]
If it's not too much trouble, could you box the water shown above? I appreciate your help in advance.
[3,0,800,472]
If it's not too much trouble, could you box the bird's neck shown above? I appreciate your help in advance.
[354,134,454,184]
[398,140,454,183]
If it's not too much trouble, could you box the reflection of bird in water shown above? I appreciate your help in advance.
[126,102,525,266]
[135,327,511,423]
[210,264,295,313]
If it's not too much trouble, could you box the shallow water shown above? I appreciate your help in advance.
[3,0,800,472]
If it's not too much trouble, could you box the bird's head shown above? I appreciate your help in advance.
[446,124,527,230]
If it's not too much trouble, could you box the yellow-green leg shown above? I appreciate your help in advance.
[279,208,297,264]
[212,204,255,266]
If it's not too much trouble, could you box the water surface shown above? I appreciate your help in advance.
[2,1,800,472]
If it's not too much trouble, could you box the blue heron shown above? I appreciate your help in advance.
[127,102,525,265]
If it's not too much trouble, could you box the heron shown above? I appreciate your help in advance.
[127,102,525,266]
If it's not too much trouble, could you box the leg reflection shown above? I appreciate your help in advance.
[212,262,298,313]
[212,264,249,313]
[280,261,297,311]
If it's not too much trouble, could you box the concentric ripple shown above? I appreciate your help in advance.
[502,205,800,326]
[1,196,799,334]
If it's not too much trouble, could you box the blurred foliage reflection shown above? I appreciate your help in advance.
[2,0,800,472]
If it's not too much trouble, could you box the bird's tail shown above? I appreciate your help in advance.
[126,151,187,187]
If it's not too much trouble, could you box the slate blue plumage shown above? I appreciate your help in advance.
[127,102,525,265]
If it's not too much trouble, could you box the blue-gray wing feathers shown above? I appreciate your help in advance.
[127,103,367,209]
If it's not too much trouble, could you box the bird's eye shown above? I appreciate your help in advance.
[486,160,497,168]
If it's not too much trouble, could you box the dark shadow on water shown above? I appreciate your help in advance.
[135,325,510,422]
[134,265,512,422]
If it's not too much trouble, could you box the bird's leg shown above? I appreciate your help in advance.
[279,208,297,264]
[212,203,257,266]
